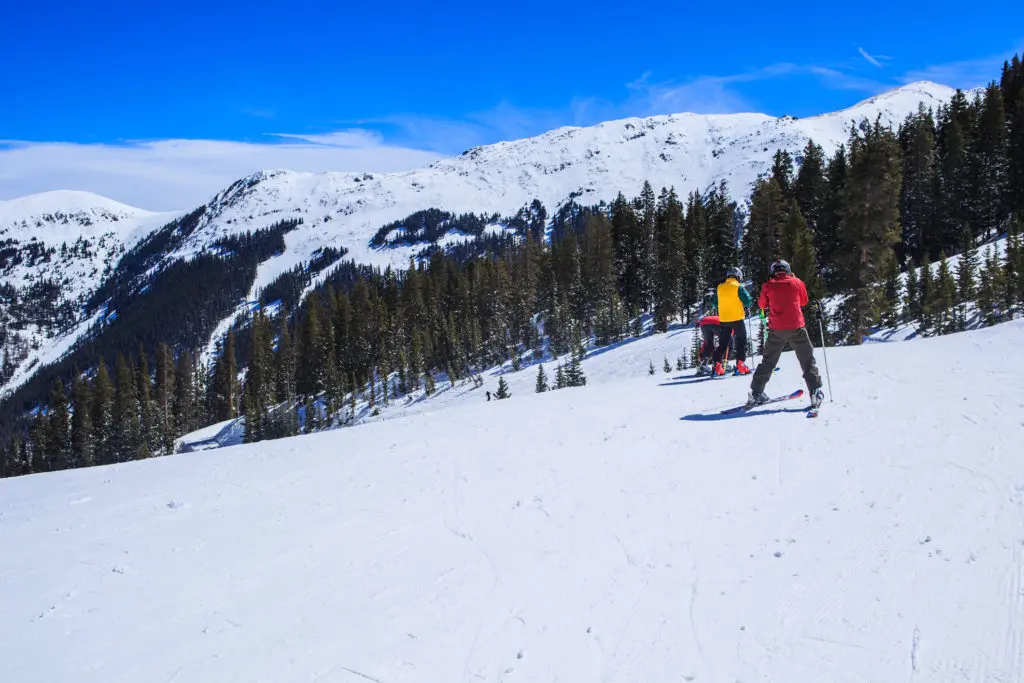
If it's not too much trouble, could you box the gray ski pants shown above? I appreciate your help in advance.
[750,327,822,394]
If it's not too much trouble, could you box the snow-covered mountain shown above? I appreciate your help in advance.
[185,81,955,273]
[0,81,955,398]
[3,316,1023,682]
[0,192,171,388]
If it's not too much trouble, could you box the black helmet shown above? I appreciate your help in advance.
[770,259,791,275]
[726,266,743,280]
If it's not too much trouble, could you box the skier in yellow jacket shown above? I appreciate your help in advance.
[712,267,753,376]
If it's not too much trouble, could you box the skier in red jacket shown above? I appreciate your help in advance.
[748,259,824,408]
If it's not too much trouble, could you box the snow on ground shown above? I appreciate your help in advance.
[3,319,1024,683]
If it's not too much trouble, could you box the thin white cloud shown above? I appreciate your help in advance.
[0,137,441,211]
[271,129,384,147]
[807,66,890,92]
[858,47,884,68]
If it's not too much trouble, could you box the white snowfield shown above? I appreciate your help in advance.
[4,319,1024,683]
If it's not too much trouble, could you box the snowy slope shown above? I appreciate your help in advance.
[1,82,956,393]
[3,319,1024,683]
[0,192,173,394]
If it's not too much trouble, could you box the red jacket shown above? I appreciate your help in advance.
[698,315,720,327]
[758,274,808,330]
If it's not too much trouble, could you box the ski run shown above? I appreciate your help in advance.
[2,318,1024,682]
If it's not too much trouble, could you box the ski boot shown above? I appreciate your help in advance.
[713,362,725,376]
[746,390,770,407]
[734,360,752,376]
[696,360,710,377]
[810,387,825,410]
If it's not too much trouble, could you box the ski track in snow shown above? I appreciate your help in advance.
[2,321,1024,682]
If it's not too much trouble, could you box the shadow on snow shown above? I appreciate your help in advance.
[679,406,807,422]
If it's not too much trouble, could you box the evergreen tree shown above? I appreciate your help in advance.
[880,256,902,329]
[71,369,93,468]
[554,363,565,390]
[47,379,71,470]
[820,145,848,290]
[918,254,935,335]
[210,329,239,422]
[744,178,787,292]
[904,258,920,324]
[110,354,140,462]
[934,253,956,333]
[611,193,646,313]
[937,91,974,251]
[303,396,315,434]
[424,371,436,396]
[243,307,274,443]
[653,188,686,331]
[154,343,175,454]
[296,295,325,396]
[92,358,114,465]
[676,356,685,371]
[648,359,655,375]
[794,140,828,238]
[682,191,710,319]
[836,121,903,342]
[976,247,1000,326]
[898,106,939,261]
[535,363,548,393]
[1011,95,1024,215]
[135,350,154,458]
[770,149,795,199]
[956,225,978,324]
[1005,217,1024,314]
[637,181,658,309]
[971,84,1010,239]
[785,201,824,301]
[28,408,49,474]
[563,347,586,387]
[662,356,671,373]
[706,181,739,280]
[172,351,195,437]
[494,376,510,399]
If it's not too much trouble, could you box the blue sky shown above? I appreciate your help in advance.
[1,0,1020,208]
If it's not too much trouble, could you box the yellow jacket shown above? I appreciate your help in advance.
[715,277,753,323]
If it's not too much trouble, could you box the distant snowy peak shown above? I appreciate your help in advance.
[823,81,956,119]
[0,190,162,242]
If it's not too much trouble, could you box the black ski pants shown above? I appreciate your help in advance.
[712,320,746,363]
[700,325,735,362]
[750,327,822,394]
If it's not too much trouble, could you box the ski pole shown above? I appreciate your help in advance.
[815,303,834,402]
[758,308,767,362]
[746,310,754,366]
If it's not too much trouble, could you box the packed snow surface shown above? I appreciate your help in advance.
[3,319,1024,683]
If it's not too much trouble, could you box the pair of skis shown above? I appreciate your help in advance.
[719,388,823,418]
